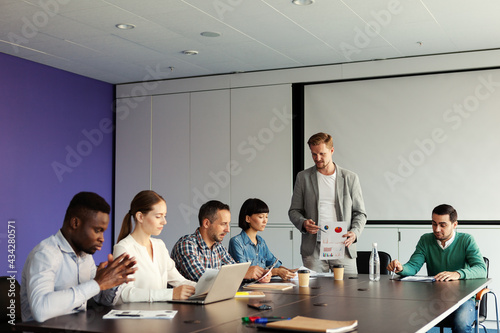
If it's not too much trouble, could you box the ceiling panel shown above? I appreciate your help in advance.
[1,0,499,84]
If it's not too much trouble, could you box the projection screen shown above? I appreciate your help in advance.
[304,68,500,221]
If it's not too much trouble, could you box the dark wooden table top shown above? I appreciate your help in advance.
[16,274,489,333]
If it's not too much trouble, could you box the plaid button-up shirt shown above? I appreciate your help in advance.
[171,228,235,282]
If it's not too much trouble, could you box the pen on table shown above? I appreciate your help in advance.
[254,317,291,324]
[242,316,291,323]
[115,313,141,317]
[242,316,260,323]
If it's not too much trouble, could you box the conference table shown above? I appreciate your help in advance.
[16,274,490,333]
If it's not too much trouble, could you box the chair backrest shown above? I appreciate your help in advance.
[356,251,392,275]
[478,257,489,321]
[0,276,21,331]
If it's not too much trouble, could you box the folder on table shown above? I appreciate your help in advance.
[265,315,358,332]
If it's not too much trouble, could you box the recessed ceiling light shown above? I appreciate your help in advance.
[201,31,221,37]
[182,50,199,55]
[292,0,314,5]
[115,23,135,30]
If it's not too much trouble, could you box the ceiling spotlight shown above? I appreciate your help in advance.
[292,0,314,5]
[182,50,199,55]
[115,23,135,30]
[201,31,221,37]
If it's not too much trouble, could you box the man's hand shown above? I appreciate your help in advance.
[244,265,265,280]
[303,219,320,234]
[434,271,460,281]
[387,259,403,273]
[342,231,356,247]
[172,285,195,300]
[94,253,137,290]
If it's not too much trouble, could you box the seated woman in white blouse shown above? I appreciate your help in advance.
[113,190,196,302]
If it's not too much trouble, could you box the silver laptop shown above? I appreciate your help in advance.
[168,262,250,305]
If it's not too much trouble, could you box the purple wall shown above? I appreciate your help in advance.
[0,52,114,281]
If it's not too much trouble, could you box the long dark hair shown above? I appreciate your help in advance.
[117,190,165,242]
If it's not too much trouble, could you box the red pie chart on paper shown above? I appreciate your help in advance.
[334,227,342,233]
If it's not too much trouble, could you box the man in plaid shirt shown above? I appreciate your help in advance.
[171,200,269,282]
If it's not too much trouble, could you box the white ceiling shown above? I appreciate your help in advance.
[1,0,500,84]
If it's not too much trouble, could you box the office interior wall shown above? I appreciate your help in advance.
[114,85,292,252]
[116,50,500,261]
[305,69,500,221]
[116,50,500,226]
[0,52,114,281]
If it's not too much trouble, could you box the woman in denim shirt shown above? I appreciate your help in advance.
[228,198,297,280]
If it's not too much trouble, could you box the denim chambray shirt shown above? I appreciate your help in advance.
[228,230,282,268]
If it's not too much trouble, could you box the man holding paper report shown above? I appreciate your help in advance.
[387,204,487,333]
[289,132,367,274]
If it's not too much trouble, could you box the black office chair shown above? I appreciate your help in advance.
[438,257,499,333]
[0,276,21,332]
[356,251,392,275]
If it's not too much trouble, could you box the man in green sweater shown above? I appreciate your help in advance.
[387,204,486,333]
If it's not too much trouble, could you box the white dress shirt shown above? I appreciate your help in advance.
[21,230,119,322]
[113,235,196,302]
[437,230,456,250]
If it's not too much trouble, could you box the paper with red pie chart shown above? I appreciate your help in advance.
[319,221,348,260]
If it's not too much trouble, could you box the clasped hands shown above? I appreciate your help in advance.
[94,253,137,290]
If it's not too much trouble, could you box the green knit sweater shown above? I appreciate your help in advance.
[401,232,487,279]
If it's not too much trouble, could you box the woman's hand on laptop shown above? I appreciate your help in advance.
[173,285,196,300]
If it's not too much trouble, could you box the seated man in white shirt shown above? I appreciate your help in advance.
[21,192,137,322]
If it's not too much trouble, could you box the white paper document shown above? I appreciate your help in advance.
[245,258,279,286]
[103,310,177,319]
[400,276,436,282]
[319,221,348,260]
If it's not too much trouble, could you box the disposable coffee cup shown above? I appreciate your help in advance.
[298,269,310,287]
[333,265,344,280]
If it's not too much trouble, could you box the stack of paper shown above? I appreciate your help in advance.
[243,283,294,291]
[234,291,266,298]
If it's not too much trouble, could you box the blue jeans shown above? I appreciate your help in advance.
[441,298,475,333]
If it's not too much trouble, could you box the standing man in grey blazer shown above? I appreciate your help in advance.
[289,132,367,274]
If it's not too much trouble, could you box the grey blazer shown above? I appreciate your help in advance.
[288,164,367,259]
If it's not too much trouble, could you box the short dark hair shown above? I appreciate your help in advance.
[63,192,110,224]
[307,132,333,149]
[198,200,230,226]
[238,198,269,230]
[432,204,458,222]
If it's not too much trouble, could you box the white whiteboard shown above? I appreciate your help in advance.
[305,69,500,220]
